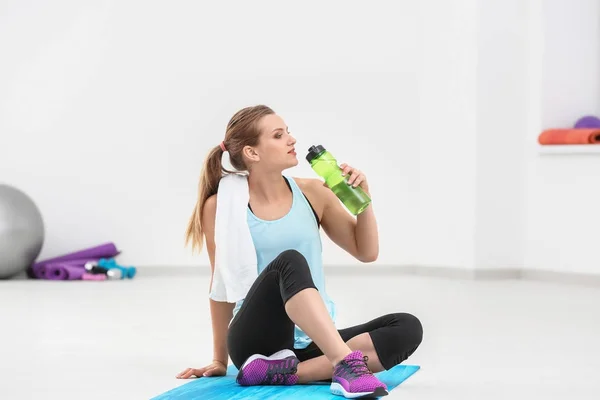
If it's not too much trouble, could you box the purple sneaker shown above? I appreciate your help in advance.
[331,350,388,398]
[236,349,300,386]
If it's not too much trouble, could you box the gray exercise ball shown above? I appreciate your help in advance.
[0,184,45,279]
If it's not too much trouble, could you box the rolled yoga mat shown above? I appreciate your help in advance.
[538,128,600,144]
[44,263,86,280]
[82,272,107,281]
[28,242,120,278]
[151,364,420,400]
[31,258,101,279]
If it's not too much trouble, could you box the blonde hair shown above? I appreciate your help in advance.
[184,105,275,252]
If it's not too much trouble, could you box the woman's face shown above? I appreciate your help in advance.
[252,114,298,170]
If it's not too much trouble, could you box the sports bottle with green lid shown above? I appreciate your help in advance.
[306,145,372,215]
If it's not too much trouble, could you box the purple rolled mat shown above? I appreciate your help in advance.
[44,263,87,280]
[45,263,67,280]
[28,243,119,279]
[31,258,99,279]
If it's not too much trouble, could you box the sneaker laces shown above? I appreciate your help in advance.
[340,355,371,377]
[263,360,298,385]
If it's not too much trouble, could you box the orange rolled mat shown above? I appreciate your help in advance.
[538,128,600,145]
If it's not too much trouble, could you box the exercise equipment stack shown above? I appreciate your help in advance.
[28,242,137,282]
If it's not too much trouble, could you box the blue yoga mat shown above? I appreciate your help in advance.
[151,364,420,400]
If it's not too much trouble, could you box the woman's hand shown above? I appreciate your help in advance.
[324,163,370,195]
[176,360,227,379]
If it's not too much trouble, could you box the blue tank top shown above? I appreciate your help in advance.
[231,176,337,349]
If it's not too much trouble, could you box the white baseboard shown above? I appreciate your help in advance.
[324,265,522,280]
[520,269,600,287]
[135,265,600,287]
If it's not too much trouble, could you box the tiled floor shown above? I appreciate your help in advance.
[2,270,599,399]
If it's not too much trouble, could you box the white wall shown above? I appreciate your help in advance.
[0,0,420,268]
[413,0,600,276]
[474,0,528,271]
[473,0,600,276]
[415,0,478,270]
[2,0,599,275]
[523,0,600,275]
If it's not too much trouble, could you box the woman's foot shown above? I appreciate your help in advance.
[330,350,388,398]
[236,349,300,386]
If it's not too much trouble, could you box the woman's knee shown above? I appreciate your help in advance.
[392,312,423,346]
[378,312,423,350]
[276,249,308,266]
[270,249,311,276]
[264,249,316,298]
[373,313,423,368]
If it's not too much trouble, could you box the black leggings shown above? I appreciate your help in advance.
[227,250,423,371]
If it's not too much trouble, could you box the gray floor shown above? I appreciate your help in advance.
[2,270,599,399]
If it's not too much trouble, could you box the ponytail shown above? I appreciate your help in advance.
[185,145,226,252]
[185,105,276,252]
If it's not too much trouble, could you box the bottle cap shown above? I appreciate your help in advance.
[306,145,326,162]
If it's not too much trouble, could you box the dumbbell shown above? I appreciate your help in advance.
[97,258,136,280]
[84,261,109,275]
[84,259,136,280]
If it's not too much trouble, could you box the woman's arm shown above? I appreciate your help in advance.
[202,195,235,365]
[313,165,379,263]
[209,301,234,365]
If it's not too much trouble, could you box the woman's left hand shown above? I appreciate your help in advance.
[339,163,370,194]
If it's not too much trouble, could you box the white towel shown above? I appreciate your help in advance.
[209,173,258,303]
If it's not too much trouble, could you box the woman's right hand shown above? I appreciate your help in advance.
[176,360,228,379]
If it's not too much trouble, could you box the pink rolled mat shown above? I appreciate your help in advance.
[82,273,106,281]
[28,242,119,279]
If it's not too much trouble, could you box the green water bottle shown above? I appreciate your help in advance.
[306,145,372,215]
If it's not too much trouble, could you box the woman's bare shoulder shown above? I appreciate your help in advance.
[291,177,335,212]
[292,176,323,189]
[292,177,324,193]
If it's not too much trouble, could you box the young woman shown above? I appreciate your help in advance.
[176,105,423,398]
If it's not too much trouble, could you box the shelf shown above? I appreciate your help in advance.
[538,145,600,155]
